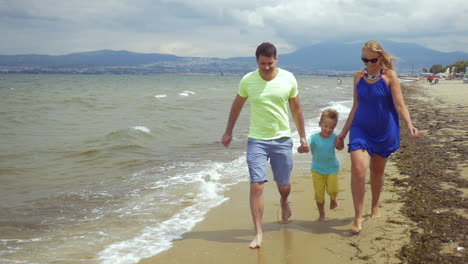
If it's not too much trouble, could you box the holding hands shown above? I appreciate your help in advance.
[297,144,310,153]
[335,136,345,150]
[297,137,310,153]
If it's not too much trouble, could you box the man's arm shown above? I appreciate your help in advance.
[289,96,309,152]
[222,94,247,148]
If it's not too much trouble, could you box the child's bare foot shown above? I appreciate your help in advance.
[330,199,338,210]
[351,217,363,234]
[280,201,292,223]
[249,234,262,249]
[371,206,381,219]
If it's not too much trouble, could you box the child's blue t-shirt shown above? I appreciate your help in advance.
[308,132,339,174]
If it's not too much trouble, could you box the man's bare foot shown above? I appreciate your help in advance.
[330,199,338,210]
[249,234,262,249]
[371,206,381,219]
[317,215,325,223]
[280,201,292,223]
[351,218,363,234]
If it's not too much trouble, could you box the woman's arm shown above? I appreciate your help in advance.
[337,71,361,141]
[385,69,419,138]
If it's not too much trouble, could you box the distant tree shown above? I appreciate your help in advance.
[430,64,444,73]
[422,68,428,73]
[446,60,468,73]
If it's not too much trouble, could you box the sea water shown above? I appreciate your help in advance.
[0,74,353,263]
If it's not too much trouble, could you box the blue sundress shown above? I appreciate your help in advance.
[348,75,400,158]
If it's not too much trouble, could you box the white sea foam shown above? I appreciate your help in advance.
[0,237,49,243]
[97,157,247,264]
[399,78,416,83]
[154,94,167,98]
[320,100,353,116]
[99,203,218,264]
[178,90,196,96]
[131,126,151,134]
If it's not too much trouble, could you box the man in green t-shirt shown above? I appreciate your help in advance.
[222,42,309,249]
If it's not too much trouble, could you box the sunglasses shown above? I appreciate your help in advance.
[361,57,379,63]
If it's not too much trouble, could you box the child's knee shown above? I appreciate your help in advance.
[326,185,339,195]
[328,192,338,200]
[315,194,325,204]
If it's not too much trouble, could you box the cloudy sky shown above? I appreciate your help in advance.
[1,0,468,57]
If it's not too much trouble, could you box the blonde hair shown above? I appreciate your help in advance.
[362,40,396,71]
[320,108,338,123]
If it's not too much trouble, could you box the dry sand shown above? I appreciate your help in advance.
[139,79,467,264]
[419,78,467,106]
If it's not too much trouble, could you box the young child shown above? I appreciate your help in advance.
[298,109,344,223]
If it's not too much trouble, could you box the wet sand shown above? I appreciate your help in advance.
[139,79,467,264]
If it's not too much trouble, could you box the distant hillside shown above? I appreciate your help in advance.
[278,41,468,72]
[0,50,179,67]
[1,41,467,75]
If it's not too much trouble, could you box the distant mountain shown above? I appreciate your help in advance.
[0,50,179,67]
[0,50,255,75]
[277,41,468,73]
[1,41,467,75]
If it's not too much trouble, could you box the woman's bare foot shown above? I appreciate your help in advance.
[371,206,381,219]
[249,234,262,249]
[280,201,292,223]
[351,217,363,234]
[330,199,338,210]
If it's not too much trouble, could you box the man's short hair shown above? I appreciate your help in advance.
[255,42,277,59]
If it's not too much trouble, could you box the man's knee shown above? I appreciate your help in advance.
[250,182,264,196]
[277,183,291,196]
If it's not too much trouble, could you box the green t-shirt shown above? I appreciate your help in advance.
[238,68,298,140]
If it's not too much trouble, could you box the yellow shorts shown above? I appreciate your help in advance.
[311,170,339,204]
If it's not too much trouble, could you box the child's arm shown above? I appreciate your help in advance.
[335,136,344,150]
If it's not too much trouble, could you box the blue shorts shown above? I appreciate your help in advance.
[246,137,293,186]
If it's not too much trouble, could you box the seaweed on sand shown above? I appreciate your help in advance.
[393,84,468,264]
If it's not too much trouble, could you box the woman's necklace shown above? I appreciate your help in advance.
[364,67,383,80]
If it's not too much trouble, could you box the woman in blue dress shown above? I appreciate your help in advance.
[337,40,419,234]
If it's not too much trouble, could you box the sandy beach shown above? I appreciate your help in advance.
[394,79,467,263]
[139,79,467,264]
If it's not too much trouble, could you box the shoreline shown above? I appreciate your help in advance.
[140,150,413,264]
[138,79,467,264]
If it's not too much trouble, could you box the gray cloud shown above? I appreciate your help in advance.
[1,0,467,57]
